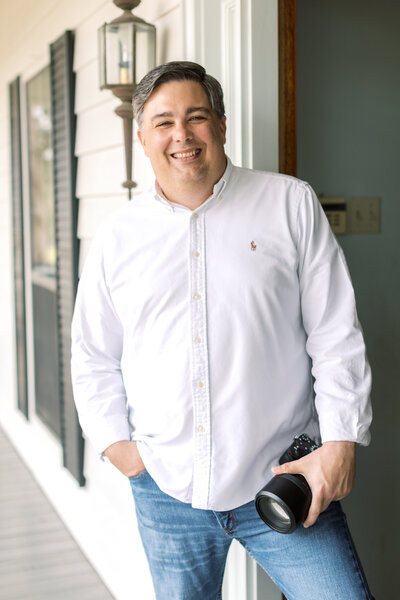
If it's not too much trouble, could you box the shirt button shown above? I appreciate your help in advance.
[198,425,205,433]
[193,212,199,219]
[218,194,223,200]
[195,336,202,344]
[193,293,201,300]
[198,381,204,388]
[193,251,200,258]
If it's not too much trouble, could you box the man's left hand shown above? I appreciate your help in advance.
[271,440,356,528]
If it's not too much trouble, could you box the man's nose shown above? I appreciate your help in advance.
[173,121,193,143]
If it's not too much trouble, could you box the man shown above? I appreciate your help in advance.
[71,61,374,599]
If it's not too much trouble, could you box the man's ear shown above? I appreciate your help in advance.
[220,115,227,145]
[137,128,148,156]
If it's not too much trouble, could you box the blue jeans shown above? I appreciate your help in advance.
[129,471,374,600]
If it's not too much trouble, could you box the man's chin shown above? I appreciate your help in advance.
[172,164,208,184]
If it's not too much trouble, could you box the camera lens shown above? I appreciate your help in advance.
[257,496,292,532]
[255,473,311,534]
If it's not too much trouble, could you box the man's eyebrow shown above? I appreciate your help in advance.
[186,106,211,115]
[150,111,173,123]
[150,107,211,123]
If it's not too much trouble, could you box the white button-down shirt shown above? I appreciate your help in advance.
[71,159,372,511]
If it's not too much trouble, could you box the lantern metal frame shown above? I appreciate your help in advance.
[98,0,156,198]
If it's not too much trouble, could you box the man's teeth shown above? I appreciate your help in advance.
[173,150,199,158]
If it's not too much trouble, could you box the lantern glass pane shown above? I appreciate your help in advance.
[134,23,156,83]
[105,23,134,85]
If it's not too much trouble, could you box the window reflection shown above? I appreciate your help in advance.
[27,66,55,272]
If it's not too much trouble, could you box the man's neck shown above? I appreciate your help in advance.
[156,180,214,210]
[155,158,227,210]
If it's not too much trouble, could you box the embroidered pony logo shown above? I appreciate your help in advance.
[251,240,257,251]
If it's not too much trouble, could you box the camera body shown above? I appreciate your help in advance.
[255,433,319,534]
[279,433,319,465]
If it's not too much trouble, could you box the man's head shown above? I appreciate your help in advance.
[133,61,225,129]
[133,62,227,207]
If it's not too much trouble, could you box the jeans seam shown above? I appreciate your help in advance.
[215,557,227,600]
[237,538,289,598]
[339,509,372,600]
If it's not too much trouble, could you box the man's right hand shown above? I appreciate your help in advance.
[104,440,146,477]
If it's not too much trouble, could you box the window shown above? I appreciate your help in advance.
[27,66,56,274]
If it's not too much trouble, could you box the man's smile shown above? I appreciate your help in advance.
[170,148,202,160]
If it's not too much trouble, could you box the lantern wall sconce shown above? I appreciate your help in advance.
[98,0,156,198]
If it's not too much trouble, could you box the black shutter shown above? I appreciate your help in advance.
[50,31,85,485]
[9,77,29,419]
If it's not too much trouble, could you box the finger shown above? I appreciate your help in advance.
[303,491,333,528]
[271,462,294,475]
[303,497,323,528]
[272,460,305,476]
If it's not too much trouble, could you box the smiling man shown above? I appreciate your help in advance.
[71,62,374,600]
[136,79,227,208]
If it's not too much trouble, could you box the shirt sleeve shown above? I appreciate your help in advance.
[297,183,372,445]
[71,226,131,454]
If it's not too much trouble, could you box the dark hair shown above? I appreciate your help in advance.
[133,61,225,127]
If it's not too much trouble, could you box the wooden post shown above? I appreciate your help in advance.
[278,0,297,177]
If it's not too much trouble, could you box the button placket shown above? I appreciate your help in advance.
[189,210,211,508]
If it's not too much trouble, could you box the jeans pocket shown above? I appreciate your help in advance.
[129,469,148,482]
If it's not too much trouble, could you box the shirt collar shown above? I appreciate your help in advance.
[151,156,233,211]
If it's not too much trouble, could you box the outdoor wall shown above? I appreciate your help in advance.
[0,1,182,599]
[297,1,400,598]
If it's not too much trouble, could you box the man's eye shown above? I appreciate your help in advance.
[189,116,206,121]
[155,121,172,128]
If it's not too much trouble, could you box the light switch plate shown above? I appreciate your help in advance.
[319,196,381,234]
[347,197,381,234]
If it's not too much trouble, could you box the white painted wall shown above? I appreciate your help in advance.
[0,2,182,599]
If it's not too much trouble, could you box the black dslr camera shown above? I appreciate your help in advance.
[255,434,319,534]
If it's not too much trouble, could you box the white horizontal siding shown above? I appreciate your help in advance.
[135,0,181,23]
[75,147,122,197]
[73,2,121,72]
[76,144,154,199]
[77,196,126,239]
[74,60,108,115]
[75,97,122,155]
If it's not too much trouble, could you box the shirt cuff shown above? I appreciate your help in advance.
[81,414,132,456]
[319,421,371,447]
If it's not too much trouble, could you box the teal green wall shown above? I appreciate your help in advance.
[297,1,400,598]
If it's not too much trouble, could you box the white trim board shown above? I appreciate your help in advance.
[182,0,279,172]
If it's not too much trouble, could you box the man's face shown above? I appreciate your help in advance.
[137,79,227,200]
